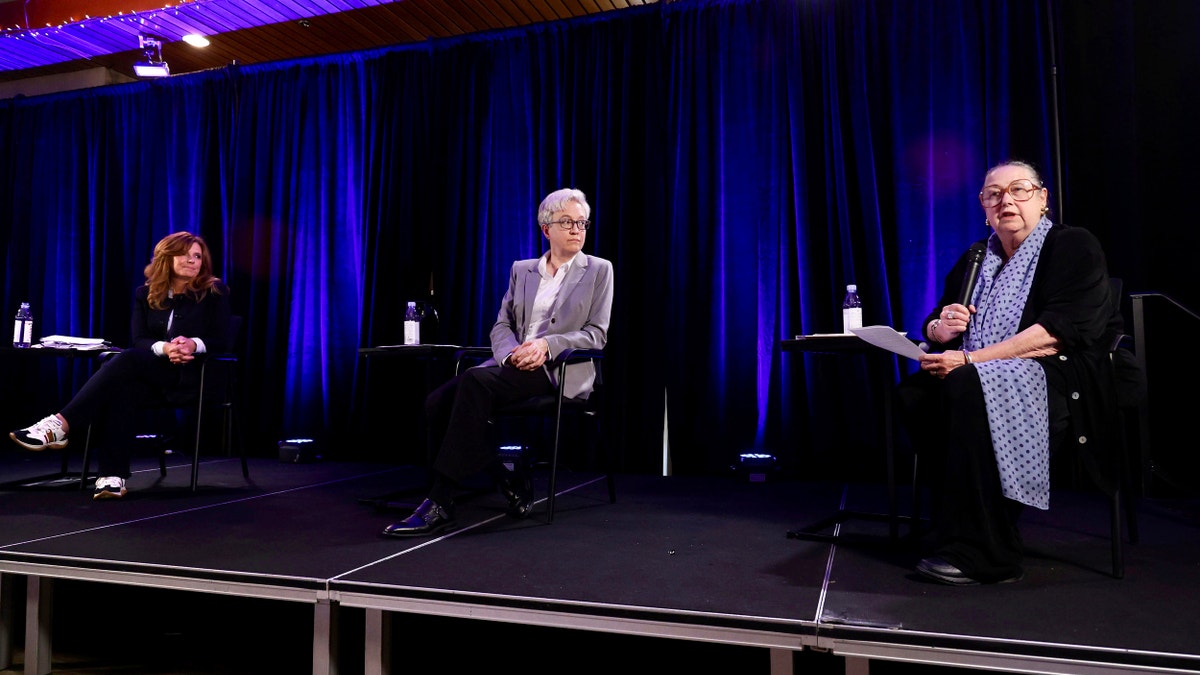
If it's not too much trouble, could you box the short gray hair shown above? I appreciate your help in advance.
[538,188,590,224]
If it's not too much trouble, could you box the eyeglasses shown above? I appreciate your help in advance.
[979,179,1042,208]
[546,218,591,231]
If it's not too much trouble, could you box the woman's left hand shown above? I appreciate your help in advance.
[508,338,549,371]
[165,336,196,364]
[918,350,969,379]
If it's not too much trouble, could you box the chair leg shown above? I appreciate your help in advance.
[547,404,565,523]
[79,425,93,491]
[1110,487,1124,579]
[1125,491,1139,544]
[1109,404,1136,577]
[229,406,249,480]
[191,398,204,493]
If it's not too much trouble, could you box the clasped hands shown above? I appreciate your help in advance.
[919,302,974,379]
[507,338,550,371]
[163,336,198,365]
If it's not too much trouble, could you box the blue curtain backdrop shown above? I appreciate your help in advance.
[0,0,1065,477]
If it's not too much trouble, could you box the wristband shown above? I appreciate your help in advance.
[963,350,973,365]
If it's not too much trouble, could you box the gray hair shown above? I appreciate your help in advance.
[538,188,590,224]
[985,160,1044,187]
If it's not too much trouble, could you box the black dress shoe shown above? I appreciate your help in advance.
[916,556,980,585]
[498,471,534,519]
[381,499,456,538]
[916,556,1024,586]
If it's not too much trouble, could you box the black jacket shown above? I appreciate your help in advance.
[130,282,233,354]
[926,224,1125,494]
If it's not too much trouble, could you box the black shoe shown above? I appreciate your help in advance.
[381,499,456,538]
[498,470,534,519]
[916,556,1024,586]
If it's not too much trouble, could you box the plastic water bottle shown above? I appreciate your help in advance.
[841,284,862,333]
[403,301,420,345]
[12,302,33,348]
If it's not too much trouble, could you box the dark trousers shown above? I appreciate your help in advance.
[59,348,192,478]
[898,364,1068,581]
[424,364,553,500]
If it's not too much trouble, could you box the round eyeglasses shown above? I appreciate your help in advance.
[979,179,1042,208]
[546,218,591,231]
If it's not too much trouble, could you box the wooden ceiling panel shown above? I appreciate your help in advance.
[0,0,656,85]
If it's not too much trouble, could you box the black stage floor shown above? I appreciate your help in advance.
[1,450,1198,674]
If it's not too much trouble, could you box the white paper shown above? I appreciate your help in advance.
[374,343,463,350]
[41,335,106,345]
[849,325,925,361]
[38,335,109,350]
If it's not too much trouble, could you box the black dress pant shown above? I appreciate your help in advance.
[424,364,553,492]
[898,364,1068,582]
[59,348,192,478]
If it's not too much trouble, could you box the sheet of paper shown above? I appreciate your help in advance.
[849,325,925,361]
[374,343,463,349]
[41,335,106,345]
[38,335,110,350]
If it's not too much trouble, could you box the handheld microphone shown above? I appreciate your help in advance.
[957,242,986,308]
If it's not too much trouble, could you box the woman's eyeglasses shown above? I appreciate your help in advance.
[546,218,591,231]
[979,179,1042,208]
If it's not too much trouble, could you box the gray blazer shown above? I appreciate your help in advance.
[483,253,614,399]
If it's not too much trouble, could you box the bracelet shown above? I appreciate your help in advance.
[929,319,941,341]
[963,350,973,365]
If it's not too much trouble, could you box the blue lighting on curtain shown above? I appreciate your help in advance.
[0,0,1061,476]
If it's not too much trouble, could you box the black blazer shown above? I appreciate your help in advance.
[130,282,232,354]
[927,224,1121,493]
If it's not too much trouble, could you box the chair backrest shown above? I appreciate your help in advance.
[1107,280,1146,408]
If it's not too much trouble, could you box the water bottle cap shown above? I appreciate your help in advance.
[407,301,416,307]
[846,284,857,292]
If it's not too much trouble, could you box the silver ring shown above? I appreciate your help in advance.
[948,311,955,320]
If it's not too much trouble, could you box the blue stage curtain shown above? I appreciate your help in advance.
[0,0,1057,476]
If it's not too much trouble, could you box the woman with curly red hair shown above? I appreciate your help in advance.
[10,231,231,499]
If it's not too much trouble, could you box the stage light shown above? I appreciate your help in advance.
[182,33,209,48]
[734,451,778,483]
[278,438,321,463]
[134,34,169,78]
[133,61,170,77]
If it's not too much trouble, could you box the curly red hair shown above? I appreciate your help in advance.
[143,232,223,310]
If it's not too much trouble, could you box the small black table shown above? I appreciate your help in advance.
[780,334,925,543]
[356,344,478,421]
[355,344,486,509]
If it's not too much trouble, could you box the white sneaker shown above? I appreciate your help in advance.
[93,476,127,500]
[9,415,68,451]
